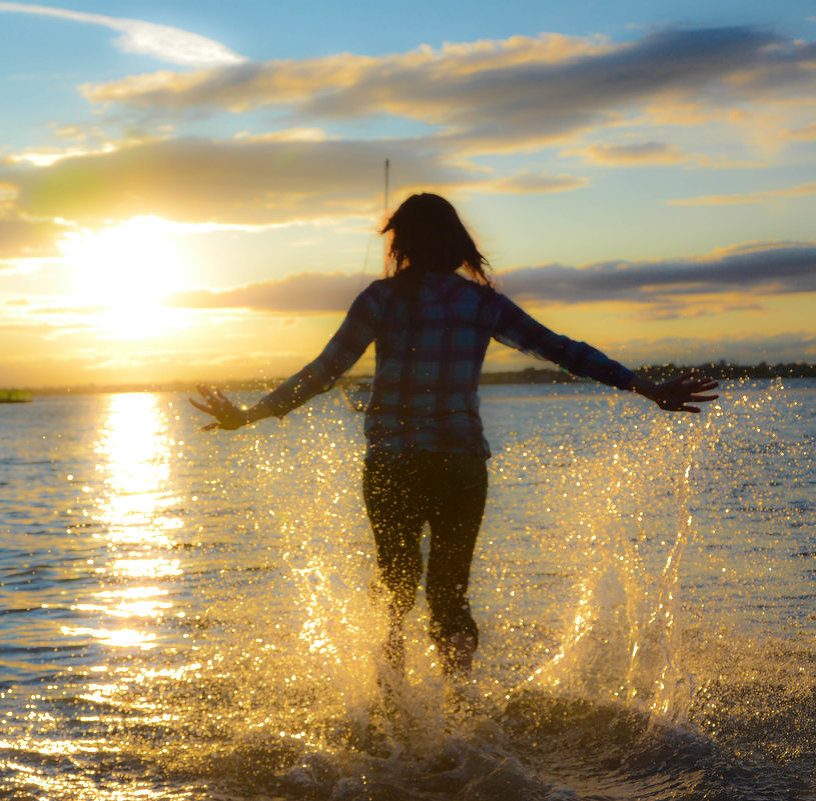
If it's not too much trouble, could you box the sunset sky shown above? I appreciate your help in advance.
[1,0,815,388]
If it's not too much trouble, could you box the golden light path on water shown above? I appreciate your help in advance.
[77,394,182,780]
[61,394,183,660]
[0,393,200,799]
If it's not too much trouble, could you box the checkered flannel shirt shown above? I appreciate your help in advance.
[261,271,635,456]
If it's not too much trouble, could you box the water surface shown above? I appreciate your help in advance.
[1,380,814,799]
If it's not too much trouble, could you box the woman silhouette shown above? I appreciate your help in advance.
[192,193,718,678]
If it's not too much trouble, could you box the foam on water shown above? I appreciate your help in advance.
[1,381,814,799]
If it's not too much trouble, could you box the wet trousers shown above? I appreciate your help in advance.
[362,451,488,648]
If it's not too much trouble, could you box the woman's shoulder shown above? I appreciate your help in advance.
[361,271,501,301]
[452,272,502,303]
[358,276,394,298]
[353,277,399,317]
[432,270,499,295]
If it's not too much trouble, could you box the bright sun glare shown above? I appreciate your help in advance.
[61,216,187,338]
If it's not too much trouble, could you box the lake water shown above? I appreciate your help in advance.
[1,380,814,800]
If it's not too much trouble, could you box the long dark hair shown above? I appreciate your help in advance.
[382,193,493,287]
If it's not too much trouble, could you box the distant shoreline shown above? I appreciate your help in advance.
[8,362,816,397]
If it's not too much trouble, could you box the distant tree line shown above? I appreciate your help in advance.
[633,361,816,382]
[479,361,816,385]
[16,361,816,396]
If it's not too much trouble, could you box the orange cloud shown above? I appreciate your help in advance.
[0,215,68,260]
[669,181,816,206]
[465,171,589,194]
[782,121,816,141]
[563,141,691,166]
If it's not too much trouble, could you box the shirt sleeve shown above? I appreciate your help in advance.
[259,285,381,417]
[490,293,635,390]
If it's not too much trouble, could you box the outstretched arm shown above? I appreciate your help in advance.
[629,372,719,413]
[491,295,637,391]
[189,286,381,432]
[490,295,718,413]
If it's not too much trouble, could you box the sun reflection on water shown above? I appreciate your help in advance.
[60,625,158,650]
[61,393,186,653]
[94,391,180,555]
[93,393,181,546]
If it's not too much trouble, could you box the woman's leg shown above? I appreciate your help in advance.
[423,454,488,677]
[363,455,425,672]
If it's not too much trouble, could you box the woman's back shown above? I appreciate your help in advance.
[364,271,495,454]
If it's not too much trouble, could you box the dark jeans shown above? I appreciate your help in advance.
[363,451,488,648]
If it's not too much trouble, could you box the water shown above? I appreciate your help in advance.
[1,380,814,800]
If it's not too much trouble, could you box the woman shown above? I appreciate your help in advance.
[191,193,718,678]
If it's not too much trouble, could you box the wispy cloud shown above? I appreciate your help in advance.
[596,331,816,366]
[559,140,761,169]
[781,122,816,141]
[563,141,692,166]
[163,241,816,314]
[669,181,816,206]
[465,171,588,195]
[0,2,246,66]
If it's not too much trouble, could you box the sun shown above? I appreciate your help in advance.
[61,216,187,338]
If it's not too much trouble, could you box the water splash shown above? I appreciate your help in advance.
[521,403,718,722]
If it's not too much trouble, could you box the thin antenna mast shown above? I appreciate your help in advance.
[383,158,390,269]
[360,158,392,287]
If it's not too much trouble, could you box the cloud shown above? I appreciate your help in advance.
[563,141,692,166]
[781,122,816,141]
[3,137,587,226]
[465,171,589,195]
[5,137,434,225]
[79,27,816,153]
[0,2,245,66]
[163,241,816,315]
[562,141,761,169]
[0,215,66,260]
[500,241,816,308]
[166,271,365,312]
[237,127,332,143]
[669,181,816,206]
[82,32,606,113]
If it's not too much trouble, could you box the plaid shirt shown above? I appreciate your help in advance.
[261,271,635,456]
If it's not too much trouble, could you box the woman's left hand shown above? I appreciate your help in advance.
[189,385,249,431]
[648,373,719,413]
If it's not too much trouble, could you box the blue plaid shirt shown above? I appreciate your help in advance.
[261,271,635,456]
